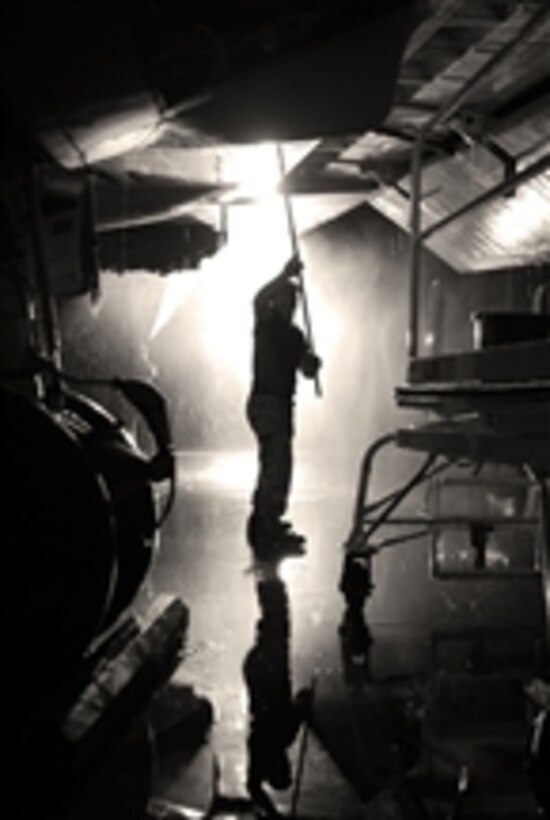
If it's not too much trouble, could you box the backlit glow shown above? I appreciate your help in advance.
[180,450,256,497]
[149,194,336,388]
[150,274,195,339]
[490,184,547,246]
[148,140,336,386]
[225,142,282,201]
[194,201,292,381]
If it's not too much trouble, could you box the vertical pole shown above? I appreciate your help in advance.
[408,133,424,361]
[276,143,300,258]
[276,143,322,397]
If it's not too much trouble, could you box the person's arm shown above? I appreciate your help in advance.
[254,256,303,313]
[299,347,322,380]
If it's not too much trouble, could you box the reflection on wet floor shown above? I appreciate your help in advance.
[243,568,312,817]
[147,451,548,818]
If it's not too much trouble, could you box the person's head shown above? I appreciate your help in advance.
[271,282,297,321]
[282,254,303,281]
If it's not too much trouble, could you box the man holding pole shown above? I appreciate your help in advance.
[246,254,322,559]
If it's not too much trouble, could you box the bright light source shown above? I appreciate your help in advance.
[148,199,293,383]
[148,144,336,396]
[192,202,294,382]
[225,142,281,201]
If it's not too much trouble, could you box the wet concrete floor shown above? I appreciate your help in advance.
[145,450,546,819]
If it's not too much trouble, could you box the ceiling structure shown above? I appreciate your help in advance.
[2,0,550,275]
[346,0,550,272]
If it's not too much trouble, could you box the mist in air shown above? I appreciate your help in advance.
[60,202,500,627]
[61,203,420,500]
[59,201,546,633]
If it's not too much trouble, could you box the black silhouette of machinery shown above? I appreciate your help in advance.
[2,377,186,818]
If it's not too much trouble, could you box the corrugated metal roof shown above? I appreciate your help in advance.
[334,0,550,272]
[368,163,550,272]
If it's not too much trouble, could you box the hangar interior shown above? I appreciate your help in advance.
[1,1,549,818]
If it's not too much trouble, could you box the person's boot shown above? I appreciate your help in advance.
[247,513,306,559]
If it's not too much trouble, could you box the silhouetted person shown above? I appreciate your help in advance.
[246,255,321,559]
[243,576,311,815]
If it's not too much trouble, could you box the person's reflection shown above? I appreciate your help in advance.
[243,568,311,817]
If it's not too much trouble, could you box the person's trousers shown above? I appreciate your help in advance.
[246,393,294,526]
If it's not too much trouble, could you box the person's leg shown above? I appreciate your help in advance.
[262,425,291,524]
[246,395,299,541]
[247,395,288,523]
